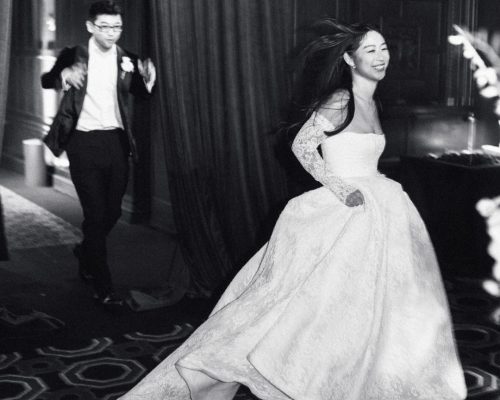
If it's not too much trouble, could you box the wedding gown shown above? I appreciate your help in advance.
[121,113,467,400]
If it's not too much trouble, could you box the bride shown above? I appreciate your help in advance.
[120,19,467,400]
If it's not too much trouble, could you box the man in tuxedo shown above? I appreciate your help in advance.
[41,1,156,307]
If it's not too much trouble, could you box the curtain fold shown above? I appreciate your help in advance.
[148,0,295,296]
[0,0,13,161]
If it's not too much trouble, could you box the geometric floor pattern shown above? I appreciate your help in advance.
[0,279,499,400]
[0,185,81,250]
[0,323,194,400]
[447,278,500,399]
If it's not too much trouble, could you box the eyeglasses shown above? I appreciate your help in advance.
[92,23,123,33]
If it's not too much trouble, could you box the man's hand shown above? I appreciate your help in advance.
[345,190,364,207]
[61,62,87,90]
[138,58,156,87]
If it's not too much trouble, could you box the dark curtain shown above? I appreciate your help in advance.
[0,0,12,161]
[148,0,295,296]
[0,0,11,260]
[0,197,7,261]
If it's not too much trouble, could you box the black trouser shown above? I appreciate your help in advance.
[66,129,129,297]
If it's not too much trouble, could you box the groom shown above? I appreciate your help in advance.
[41,1,156,307]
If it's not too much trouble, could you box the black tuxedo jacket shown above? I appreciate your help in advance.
[41,44,151,161]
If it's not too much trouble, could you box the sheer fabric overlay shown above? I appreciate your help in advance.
[291,114,357,204]
[120,113,467,400]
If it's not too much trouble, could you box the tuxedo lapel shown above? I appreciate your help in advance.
[115,45,139,161]
[75,45,89,65]
[116,46,125,95]
[115,45,130,132]
[72,45,89,117]
[116,46,132,98]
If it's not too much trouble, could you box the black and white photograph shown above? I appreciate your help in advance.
[0,0,499,399]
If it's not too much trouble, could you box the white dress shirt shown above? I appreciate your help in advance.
[75,38,123,131]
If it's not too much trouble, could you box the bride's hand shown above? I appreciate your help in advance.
[346,190,364,207]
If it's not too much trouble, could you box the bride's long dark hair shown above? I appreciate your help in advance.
[283,19,381,142]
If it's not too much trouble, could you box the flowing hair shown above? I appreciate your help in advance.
[283,19,381,142]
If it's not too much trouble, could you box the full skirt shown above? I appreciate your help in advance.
[120,175,467,400]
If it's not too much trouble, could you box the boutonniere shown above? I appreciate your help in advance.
[120,56,134,79]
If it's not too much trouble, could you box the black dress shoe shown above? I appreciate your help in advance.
[95,292,124,307]
[72,244,94,283]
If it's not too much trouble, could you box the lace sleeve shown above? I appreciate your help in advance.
[291,113,358,205]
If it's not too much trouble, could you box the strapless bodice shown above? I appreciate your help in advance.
[310,112,385,177]
[322,132,385,177]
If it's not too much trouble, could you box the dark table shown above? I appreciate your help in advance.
[401,155,500,277]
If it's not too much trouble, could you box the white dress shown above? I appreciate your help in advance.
[121,113,467,400]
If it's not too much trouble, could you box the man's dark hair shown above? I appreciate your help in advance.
[88,1,123,21]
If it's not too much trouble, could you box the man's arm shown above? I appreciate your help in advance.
[41,47,76,89]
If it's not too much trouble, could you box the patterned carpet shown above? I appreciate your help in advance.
[0,278,498,400]
[447,278,500,399]
[0,323,256,400]
[0,323,195,400]
[0,186,81,250]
